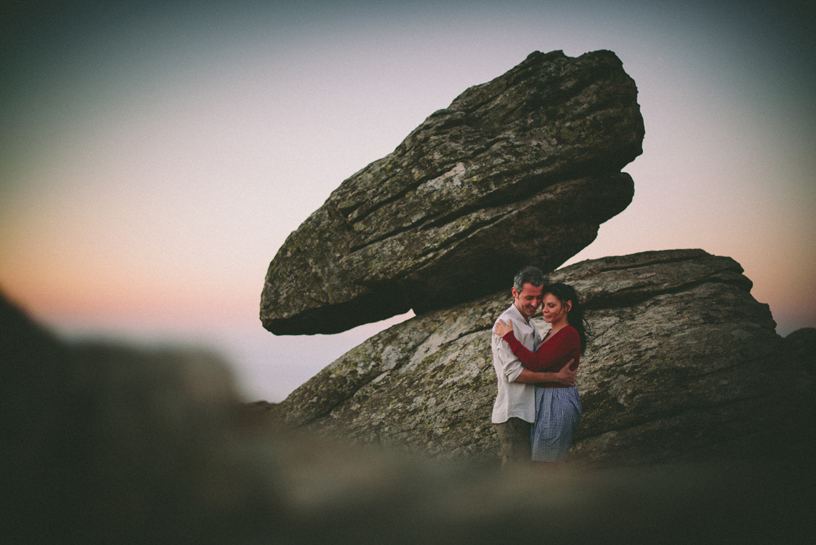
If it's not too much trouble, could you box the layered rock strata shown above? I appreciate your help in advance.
[276,249,812,465]
[261,50,644,334]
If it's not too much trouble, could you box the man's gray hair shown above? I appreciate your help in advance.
[513,266,548,293]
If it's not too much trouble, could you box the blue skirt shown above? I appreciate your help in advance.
[531,386,582,462]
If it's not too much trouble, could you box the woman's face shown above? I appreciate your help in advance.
[541,293,571,324]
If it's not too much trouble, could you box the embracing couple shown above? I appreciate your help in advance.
[491,266,589,466]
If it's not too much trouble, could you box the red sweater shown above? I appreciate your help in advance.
[502,325,581,388]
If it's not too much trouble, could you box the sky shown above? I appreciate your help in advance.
[1,0,814,401]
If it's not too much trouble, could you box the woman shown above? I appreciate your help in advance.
[493,283,588,464]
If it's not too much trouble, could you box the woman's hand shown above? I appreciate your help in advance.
[493,319,514,338]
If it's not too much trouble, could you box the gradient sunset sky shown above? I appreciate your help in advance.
[1,0,814,400]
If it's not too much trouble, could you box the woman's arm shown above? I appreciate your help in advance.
[514,365,576,386]
[497,326,578,372]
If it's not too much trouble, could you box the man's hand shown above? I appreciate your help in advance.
[554,359,577,386]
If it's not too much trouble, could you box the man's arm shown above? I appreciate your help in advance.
[513,360,577,386]
[492,319,528,383]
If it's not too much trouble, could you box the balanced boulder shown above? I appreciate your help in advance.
[261,50,644,334]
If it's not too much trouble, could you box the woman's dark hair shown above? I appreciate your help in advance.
[544,283,590,354]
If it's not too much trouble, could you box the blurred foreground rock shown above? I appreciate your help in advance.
[2,291,813,544]
[277,249,814,466]
[261,49,644,334]
[784,326,816,374]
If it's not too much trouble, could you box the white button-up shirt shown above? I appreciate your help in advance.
[491,303,542,424]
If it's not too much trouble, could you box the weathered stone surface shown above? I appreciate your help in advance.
[276,249,812,465]
[261,49,644,334]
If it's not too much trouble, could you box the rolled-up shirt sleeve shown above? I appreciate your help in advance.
[492,331,524,382]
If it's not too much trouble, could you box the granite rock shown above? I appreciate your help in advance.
[276,249,812,465]
[261,50,644,334]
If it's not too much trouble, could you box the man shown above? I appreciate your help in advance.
[491,266,576,465]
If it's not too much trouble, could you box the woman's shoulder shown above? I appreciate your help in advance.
[554,325,581,344]
[552,324,579,337]
[556,326,582,357]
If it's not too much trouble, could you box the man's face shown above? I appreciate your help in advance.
[512,282,544,319]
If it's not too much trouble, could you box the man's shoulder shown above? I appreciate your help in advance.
[496,304,520,324]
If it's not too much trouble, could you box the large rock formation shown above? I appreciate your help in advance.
[276,249,813,465]
[261,50,644,334]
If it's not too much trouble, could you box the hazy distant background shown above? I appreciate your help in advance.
[2,0,814,401]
